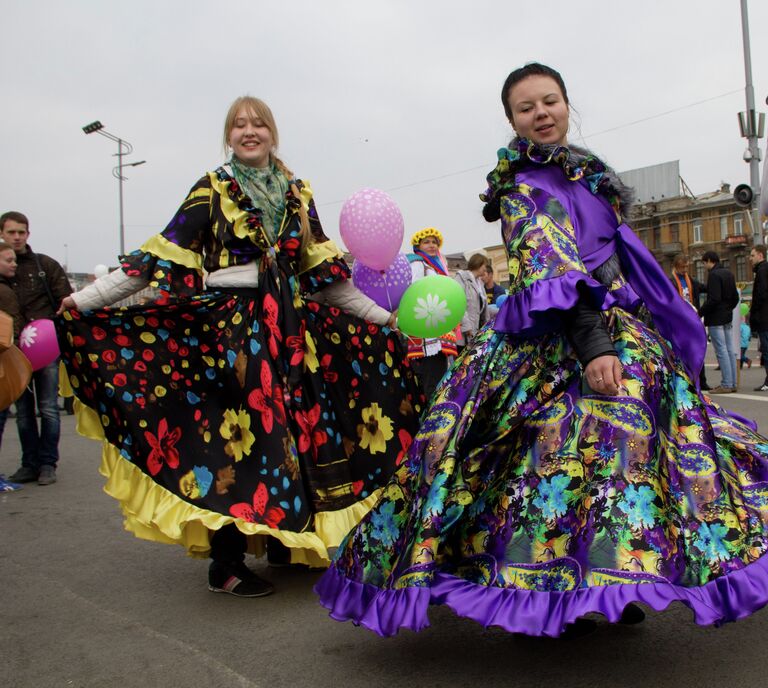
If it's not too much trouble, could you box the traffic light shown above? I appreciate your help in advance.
[734,184,754,208]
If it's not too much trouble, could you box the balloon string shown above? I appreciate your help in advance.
[384,279,394,312]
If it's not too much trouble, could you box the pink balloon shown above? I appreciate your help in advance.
[19,319,60,371]
[339,188,404,270]
[352,254,412,310]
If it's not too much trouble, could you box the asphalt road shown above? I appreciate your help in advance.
[4,348,768,688]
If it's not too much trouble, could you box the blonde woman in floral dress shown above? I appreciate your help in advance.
[57,97,423,597]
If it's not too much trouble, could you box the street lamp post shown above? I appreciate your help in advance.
[82,121,146,256]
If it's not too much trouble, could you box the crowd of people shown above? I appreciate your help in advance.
[4,62,768,640]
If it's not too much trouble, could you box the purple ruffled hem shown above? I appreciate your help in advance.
[315,553,768,637]
[494,271,628,337]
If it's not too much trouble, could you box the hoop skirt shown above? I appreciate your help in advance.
[315,142,768,634]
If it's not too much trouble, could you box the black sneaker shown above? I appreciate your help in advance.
[8,466,38,483]
[38,466,57,486]
[208,561,274,598]
[755,383,768,392]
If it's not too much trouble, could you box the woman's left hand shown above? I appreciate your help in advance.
[584,355,623,396]
[386,311,398,331]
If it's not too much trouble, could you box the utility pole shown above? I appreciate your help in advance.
[738,0,764,240]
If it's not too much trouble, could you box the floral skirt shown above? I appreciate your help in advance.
[58,291,423,566]
[316,308,768,634]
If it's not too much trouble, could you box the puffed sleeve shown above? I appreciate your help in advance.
[491,182,616,338]
[119,175,210,297]
[295,183,351,294]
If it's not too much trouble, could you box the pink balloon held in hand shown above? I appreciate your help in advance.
[339,188,404,270]
[19,319,60,371]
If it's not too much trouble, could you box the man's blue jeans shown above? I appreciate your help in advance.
[759,330,768,373]
[708,324,737,389]
[15,360,60,470]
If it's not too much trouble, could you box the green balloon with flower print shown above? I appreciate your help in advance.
[397,275,467,338]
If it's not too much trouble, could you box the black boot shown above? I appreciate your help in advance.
[560,617,597,639]
[618,603,646,625]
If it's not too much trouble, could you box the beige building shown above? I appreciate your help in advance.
[448,183,756,290]
[628,182,754,284]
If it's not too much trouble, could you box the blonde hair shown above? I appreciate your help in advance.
[223,96,311,248]
[222,96,293,179]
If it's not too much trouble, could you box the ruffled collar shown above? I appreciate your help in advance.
[481,138,634,219]
[213,165,301,249]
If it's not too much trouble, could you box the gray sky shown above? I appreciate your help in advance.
[2,0,767,273]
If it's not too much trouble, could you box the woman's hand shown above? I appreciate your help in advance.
[56,296,77,316]
[583,355,623,396]
[386,311,398,331]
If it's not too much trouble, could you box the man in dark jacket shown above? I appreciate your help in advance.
[699,251,740,394]
[750,245,768,391]
[1,211,72,485]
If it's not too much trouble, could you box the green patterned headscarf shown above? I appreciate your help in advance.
[230,156,290,242]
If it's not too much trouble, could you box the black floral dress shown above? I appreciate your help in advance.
[58,167,423,566]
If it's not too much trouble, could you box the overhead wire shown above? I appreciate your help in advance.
[317,88,744,208]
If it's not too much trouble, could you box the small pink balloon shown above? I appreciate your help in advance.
[339,188,404,270]
[352,253,412,310]
[19,319,60,371]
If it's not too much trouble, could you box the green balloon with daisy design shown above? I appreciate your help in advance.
[397,275,466,338]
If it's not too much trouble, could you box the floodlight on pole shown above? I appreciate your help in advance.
[82,120,145,256]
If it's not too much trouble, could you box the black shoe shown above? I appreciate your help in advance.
[560,617,597,639]
[755,383,768,392]
[700,383,711,391]
[266,537,306,568]
[208,561,274,598]
[619,603,646,625]
[8,466,38,483]
[38,466,57,486]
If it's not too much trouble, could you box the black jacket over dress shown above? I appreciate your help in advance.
[750,260,768,332]
[699,264,739,327]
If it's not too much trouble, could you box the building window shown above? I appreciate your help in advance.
[694,260,706,283]
[693,221,703,243]
[670,225,679,242]
[653,227,661,248]
[720,216,728,239]
[736,255,747,282]
[734,216,744,236]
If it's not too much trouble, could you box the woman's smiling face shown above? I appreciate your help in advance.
[507,74,569,146]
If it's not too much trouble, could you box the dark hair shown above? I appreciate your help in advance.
[753,244,767,259]
[467,254,488,271]
[483,63,569,224]
[0,211,29,232]
[501,62,569,122]
[702,251,720,264]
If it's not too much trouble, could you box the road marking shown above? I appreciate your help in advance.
[724,393,768,402]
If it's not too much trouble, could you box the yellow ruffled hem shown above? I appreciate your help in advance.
[63,387,380,567]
